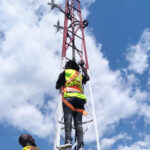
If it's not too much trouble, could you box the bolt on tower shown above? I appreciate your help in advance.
[48,0,101,149]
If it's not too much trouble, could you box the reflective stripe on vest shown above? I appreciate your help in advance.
[64,69,86,101]
[63,86,83,93]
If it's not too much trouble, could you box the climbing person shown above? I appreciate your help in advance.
[19,134,40,150]
[56,60,90,150]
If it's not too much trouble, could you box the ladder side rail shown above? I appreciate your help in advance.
[88,71,101,150]
[54,92,63,150]
[71,0,76,60]
[62,0,69,57]
[54,59,65,150]
[77,1,89,69]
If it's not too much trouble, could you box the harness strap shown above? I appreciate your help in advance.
[63,86,83,93]
[65,71,79,85]
[62,70,87,115]
[62,97,87,116]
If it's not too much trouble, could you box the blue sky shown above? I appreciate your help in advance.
[89,0,150,69]
[1,0,150,150]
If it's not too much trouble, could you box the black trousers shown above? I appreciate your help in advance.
[63,98,84,144]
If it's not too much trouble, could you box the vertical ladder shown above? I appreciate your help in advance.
[48,0,101,149]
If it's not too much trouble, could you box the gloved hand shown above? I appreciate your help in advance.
[79,60,85,67]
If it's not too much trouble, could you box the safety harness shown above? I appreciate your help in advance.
[62,69,87,116]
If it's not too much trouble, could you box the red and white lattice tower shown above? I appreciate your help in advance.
[48,0,101,150]
[61,0,89,68]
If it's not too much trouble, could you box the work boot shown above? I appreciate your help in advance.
[58,140,72,149]
[77,142,84,150]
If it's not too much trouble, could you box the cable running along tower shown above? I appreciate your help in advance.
[48,0,101,149]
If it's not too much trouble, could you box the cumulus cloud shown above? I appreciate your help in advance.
[0,0,62,138]
[0,1,150,149]
[81,0,96,8]
[101,133,132,150]
[126,29,150,74]
[0,0,97,140]
[138,103,150,124]
[84,32,145,138]
[82,29,150,144]
[117,134,150,150]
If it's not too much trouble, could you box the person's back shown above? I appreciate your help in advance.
[56,60,90,150]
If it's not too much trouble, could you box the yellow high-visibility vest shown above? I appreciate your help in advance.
[23,146,40,150]
[63,69,86,101]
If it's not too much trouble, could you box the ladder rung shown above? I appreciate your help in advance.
[69,5,81,12]
[67,29,82,39]
[58,120,64,124]
[82,119,94,124]
[58,119,93,125]
[65,42,82,53]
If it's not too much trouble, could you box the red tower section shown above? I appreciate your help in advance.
[61,0,89,69]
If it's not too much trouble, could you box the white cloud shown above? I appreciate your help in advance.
[138,103,150,124]
[81,29,150,144]
[0,1,150,149]
[0,0,62,138]
[126,29,150,74]
[84,33,141,137]
[0,0,97,140]
[117,134,150,150]
[82,0,96,8]
[101,133,132,150]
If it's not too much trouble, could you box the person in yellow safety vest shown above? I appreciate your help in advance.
[19,134,40,150]
[56,60,90,150]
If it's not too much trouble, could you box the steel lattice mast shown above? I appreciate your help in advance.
[61,0,89,68]
[48,0,101,150]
